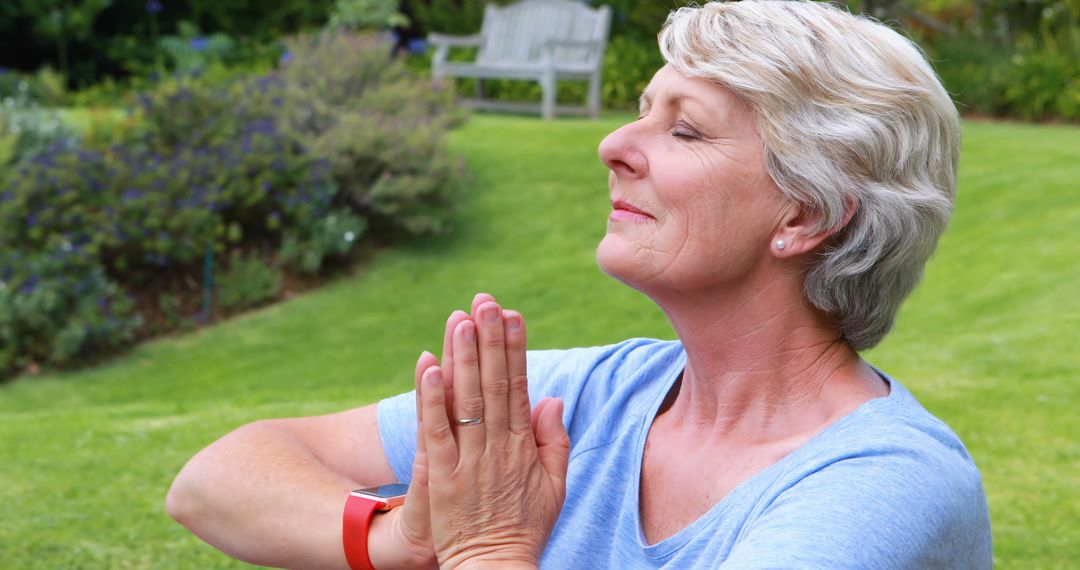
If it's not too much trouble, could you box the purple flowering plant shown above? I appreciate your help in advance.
[0,29,465,376]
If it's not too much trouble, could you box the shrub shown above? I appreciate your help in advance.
[0,97,80,164]
[330,0,409,30]
[216,253,282,311]
[602,35,665,111]
[1003,50,1079,121]
[0,249,140,375]
[280,31,466,235]
[405,0,514,36]
[0,68,67,107]
[280,210,367,274]
[0,29,465,376]
[1,103,334,283]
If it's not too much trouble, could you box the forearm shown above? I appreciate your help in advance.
[167,420,359,569]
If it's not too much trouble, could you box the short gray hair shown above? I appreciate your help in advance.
[660,0,960,350]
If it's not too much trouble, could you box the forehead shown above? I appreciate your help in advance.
[640,64,747,118]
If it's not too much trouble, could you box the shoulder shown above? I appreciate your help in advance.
[526,338,685,449]
[835,376,986,504]
[526,337,683,397]
[728,375,992,568]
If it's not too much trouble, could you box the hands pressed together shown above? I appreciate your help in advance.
[370,294,570,570]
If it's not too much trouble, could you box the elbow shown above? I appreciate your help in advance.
[164,420,270,529]
[166,465,197,526]
[166,437,227,529]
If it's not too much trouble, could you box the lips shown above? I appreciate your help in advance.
[611,199,654,219]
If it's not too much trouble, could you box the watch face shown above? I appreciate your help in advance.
[352,483,409,500]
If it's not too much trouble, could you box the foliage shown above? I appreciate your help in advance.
[405,0,513,36]
[329,0,409,30]
[0,67,67,106]
[1001,49,1079,120]
[925,27,1080,121]
[601,35,665,111]
[156,21,239,74]
[0,30,465,376]
[1,0,113,82]
[281,210,367,274]
[0,250,139,374]
[900,0,1080,121]
[0,0,337,88]
[181,0,338,42]
[216,252,282,310]
[598,0,695,40]
[280,31,466,236]
[0,96,80,167]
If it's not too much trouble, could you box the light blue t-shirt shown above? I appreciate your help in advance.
[378,338,992,568]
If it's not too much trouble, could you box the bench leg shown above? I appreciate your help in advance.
[587,74,601,119]
[541,71,556,120]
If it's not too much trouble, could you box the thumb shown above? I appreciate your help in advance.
[401,356,437,539]
[534,398,570,489]
[400,446,431,539]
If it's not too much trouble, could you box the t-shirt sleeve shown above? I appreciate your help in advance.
[719,436,993,569]
[375,343,626,483]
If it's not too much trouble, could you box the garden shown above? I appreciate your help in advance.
[0,0,1077,568]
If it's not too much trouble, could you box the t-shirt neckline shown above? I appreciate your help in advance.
[629,344,900,559]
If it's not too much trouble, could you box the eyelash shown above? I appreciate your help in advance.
[636,114,702,141]
[671,121,701,141]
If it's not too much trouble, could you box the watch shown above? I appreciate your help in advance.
[343,483,409,570]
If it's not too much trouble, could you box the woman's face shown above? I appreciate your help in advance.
[596,65,789,297]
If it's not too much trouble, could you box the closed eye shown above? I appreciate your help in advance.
[672,120,702,140]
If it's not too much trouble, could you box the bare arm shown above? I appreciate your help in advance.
[166,405,395,569]
[167,298,492,568]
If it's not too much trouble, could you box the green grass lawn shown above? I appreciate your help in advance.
[0,114,1076,568]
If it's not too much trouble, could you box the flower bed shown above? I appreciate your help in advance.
[0,30,467,377]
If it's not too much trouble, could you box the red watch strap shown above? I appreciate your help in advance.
[343,494,382,570]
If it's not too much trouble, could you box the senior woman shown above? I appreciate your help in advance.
[168,1,991,568]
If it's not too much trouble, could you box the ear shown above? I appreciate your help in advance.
[771,199,857,258]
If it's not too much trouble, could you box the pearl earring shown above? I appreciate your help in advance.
[775,239,786,251]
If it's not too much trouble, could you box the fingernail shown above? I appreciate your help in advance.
[462,321,476,343]
[428,368,442,386]
[480,305,498,323]
[506,315,521,331]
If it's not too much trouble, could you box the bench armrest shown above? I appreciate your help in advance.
[428,33,483,76]
[427,33,483,48]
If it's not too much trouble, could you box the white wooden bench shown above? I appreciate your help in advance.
[428,0,612,120]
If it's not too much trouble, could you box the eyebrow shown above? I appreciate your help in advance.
[638,91,708,112]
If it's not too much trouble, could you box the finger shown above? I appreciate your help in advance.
[452,320,486,453]
[470,292,496,317]
[414,351,439,434]
[534,398,570,496]
[441,311,470,418]
[503,310,531,435]
[475,301,510,435]
[530,397,547,437]
[403,358,436,536]
[420,366,458,476]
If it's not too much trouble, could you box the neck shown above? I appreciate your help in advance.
[647,270,885,443]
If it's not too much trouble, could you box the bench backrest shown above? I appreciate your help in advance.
[477,0,611,66]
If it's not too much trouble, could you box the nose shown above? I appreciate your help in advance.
[598,121,648,180]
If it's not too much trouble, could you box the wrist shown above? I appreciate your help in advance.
[445,551,539,570]
[455,560,538,570]
[368,510,436,570]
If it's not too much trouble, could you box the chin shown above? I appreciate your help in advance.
[596,233,643,288]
